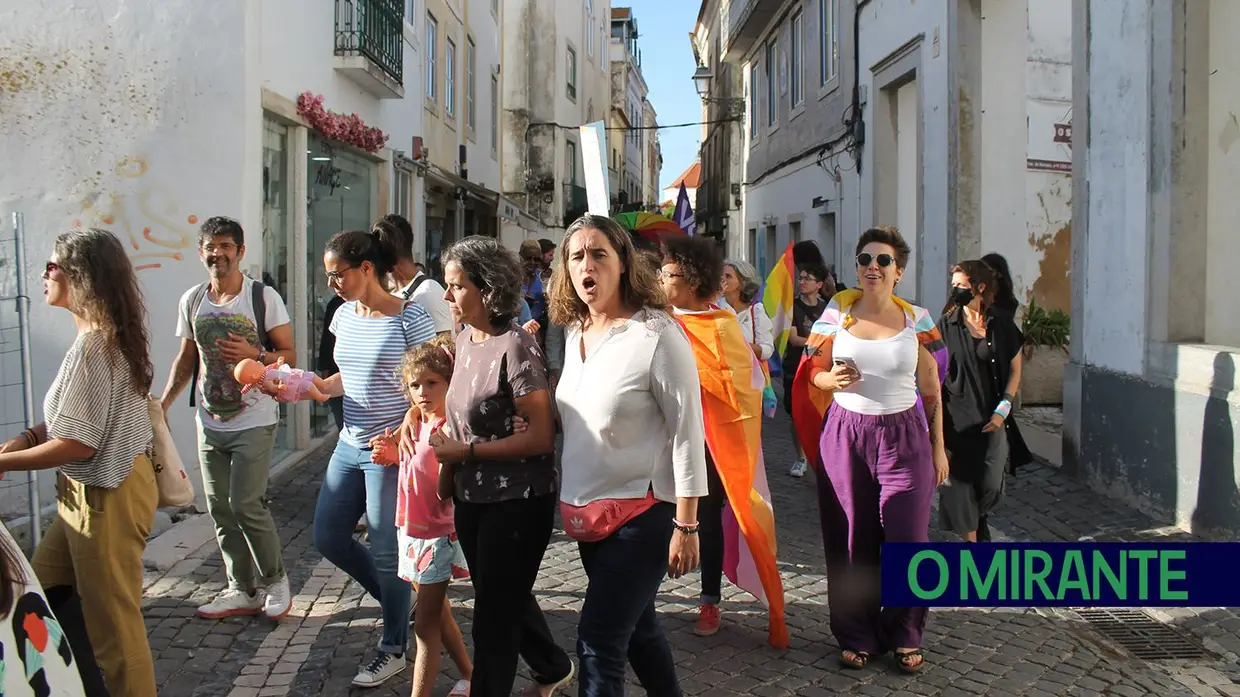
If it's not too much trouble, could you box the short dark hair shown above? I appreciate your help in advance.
[856,226,911,269]
[799,263,828,283]
[326,229,400,279]
[372,214,414,261]
[662,236,724,302]
[198,216,244,248]
[538,238,556,255]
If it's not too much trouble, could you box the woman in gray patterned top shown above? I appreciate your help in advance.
[0,228,158,697]
[429,236,573,697]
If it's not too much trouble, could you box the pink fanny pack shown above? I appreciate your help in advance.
[560,491,657,542]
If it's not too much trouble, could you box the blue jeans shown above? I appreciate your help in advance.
[576,502,682,697]
[313,440,411,654]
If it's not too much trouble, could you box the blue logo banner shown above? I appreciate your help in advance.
[880,542,1232,607]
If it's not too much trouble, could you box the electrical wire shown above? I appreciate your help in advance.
[527,117,741,132]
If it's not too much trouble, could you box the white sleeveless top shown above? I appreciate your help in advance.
[831,326,919,415]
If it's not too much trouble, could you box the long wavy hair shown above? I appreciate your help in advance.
[54,229,153,394]
[548,214,668,328]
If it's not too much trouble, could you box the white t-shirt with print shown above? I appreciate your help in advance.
[395,274,454,333]
[0,523,86,697]
[175,277,292,432]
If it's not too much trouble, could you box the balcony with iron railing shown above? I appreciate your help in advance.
[334,0,405,99]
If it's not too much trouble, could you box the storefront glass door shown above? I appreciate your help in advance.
[306,136,375,437]
[261,119,293,460]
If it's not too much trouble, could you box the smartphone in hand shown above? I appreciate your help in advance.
[833,356,862,381]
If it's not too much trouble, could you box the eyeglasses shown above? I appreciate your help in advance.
[657,269,683,280]
[202,242,238,254]
[856,253,895,268]
[325,266,354,283]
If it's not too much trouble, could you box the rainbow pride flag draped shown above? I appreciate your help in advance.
[761,242,796,360]
[789,289,948,471]
[676,308,789,649]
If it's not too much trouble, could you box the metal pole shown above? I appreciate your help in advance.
[12,212,40,550]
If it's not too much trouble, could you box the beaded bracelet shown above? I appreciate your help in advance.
[673,519,699,534]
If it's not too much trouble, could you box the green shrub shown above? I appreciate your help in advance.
[1022,298,1070,354]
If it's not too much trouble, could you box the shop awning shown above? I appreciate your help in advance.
[426,164,499,208]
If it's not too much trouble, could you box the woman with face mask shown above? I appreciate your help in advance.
[935,260,1033,543]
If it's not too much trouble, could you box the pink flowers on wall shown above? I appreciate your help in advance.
[296,91,389,154]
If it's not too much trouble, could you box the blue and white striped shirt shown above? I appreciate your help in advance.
[330,301,436,447]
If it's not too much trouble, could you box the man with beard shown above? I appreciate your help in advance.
[160,216,296,621]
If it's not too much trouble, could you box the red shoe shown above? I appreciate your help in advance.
[694,603,721,636]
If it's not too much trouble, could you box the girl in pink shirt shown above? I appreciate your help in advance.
[371,335,473,697]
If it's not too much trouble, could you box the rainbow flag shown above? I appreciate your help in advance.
[761,242,796,359]
[676,309,789,649]
[790,289,948,471]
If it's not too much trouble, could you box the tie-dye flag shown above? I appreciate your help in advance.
[761,242,796,359]
[675,309,789,649]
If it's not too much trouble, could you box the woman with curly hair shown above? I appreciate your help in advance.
[549,215,706,695]
[0,228,158,696]
[429,236,573,697]
[660,236,788,648]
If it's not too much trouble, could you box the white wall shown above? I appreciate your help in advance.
[742,156,858,277]
[1205,0,1240,347]
[464,1,502,195]
[857,0,951,312]
[0,0,251,518]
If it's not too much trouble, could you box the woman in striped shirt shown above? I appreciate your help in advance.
[307,229,438,688]
[0,228,158,696]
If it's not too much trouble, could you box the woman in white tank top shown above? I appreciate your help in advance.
[787,227,949,676]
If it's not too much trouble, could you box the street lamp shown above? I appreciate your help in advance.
[691,65,745,120]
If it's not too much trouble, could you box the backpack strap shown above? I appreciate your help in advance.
[186,283,209,408]
[252,279,271,351]
[402,273,430,302]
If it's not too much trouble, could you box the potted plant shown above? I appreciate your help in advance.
[1020,298,1070,405]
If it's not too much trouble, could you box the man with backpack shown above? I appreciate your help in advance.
[371,214,453,334]
[159,216,295,621]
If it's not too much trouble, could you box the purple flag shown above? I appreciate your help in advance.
[673,181,697,236]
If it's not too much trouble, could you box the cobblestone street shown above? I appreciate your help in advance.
[142,411,1240,697]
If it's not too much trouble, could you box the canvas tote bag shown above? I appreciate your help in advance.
[146,395,195,507]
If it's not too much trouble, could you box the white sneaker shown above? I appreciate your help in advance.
[263,575,292,620]
[351,651,405,688]
[789,458,808,477]
[197,589,263,619]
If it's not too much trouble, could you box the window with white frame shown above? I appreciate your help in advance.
[791,11,804,107]
[567,46,578,101]
[395,169,411,218]
[765,39,776,126]
[405,0,415,23]
[467,38,477,130]
[586,0,595,57]
[821,0,839,85]
[749,63,759,138]
[426,13,437,100]
[490,74,499,156]
[446,38,456,118]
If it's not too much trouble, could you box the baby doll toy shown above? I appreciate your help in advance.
[233,357,331,404]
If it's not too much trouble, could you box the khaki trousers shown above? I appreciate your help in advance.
[33,455,158,697]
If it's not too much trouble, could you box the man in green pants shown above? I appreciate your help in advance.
[160,216,295,620]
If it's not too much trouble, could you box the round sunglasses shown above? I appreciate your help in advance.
[856,253,895,268]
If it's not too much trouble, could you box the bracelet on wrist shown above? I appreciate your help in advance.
[993,399,1012,420]
[673,523,699,535]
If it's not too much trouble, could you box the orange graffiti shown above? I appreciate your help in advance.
[75,157,198,272]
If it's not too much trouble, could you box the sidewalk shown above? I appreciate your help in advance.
[141,412,1240,696]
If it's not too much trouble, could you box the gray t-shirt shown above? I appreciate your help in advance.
[44,332,153,488]
[445,324,558,503]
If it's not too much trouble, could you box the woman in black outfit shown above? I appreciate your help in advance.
[981,253,1019,314]
[936,260,1032,542]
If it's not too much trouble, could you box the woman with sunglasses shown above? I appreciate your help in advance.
[308,229,438,688]
[789,226,949,674]
[0,229,158,696]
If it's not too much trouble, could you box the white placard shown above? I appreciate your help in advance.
[579,121,610,216]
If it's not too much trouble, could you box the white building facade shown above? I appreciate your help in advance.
[0,0,427,518]
[1068,0,1240,535]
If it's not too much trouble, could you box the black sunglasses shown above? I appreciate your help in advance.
[856,253,895,268]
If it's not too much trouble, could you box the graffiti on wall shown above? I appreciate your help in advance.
[72,157,199,272]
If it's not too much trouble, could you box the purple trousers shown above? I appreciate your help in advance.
[814,402,934,653]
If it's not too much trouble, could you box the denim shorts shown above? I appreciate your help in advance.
[397,531,470,585]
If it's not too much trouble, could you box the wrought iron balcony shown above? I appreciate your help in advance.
[334,0,405,98]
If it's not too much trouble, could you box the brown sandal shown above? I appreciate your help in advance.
[840,650,871,669]
[894,649,925,674]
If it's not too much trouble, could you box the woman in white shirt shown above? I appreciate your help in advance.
[790,227,948,674]
[549,214,707,697]
[721,259,774,363]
